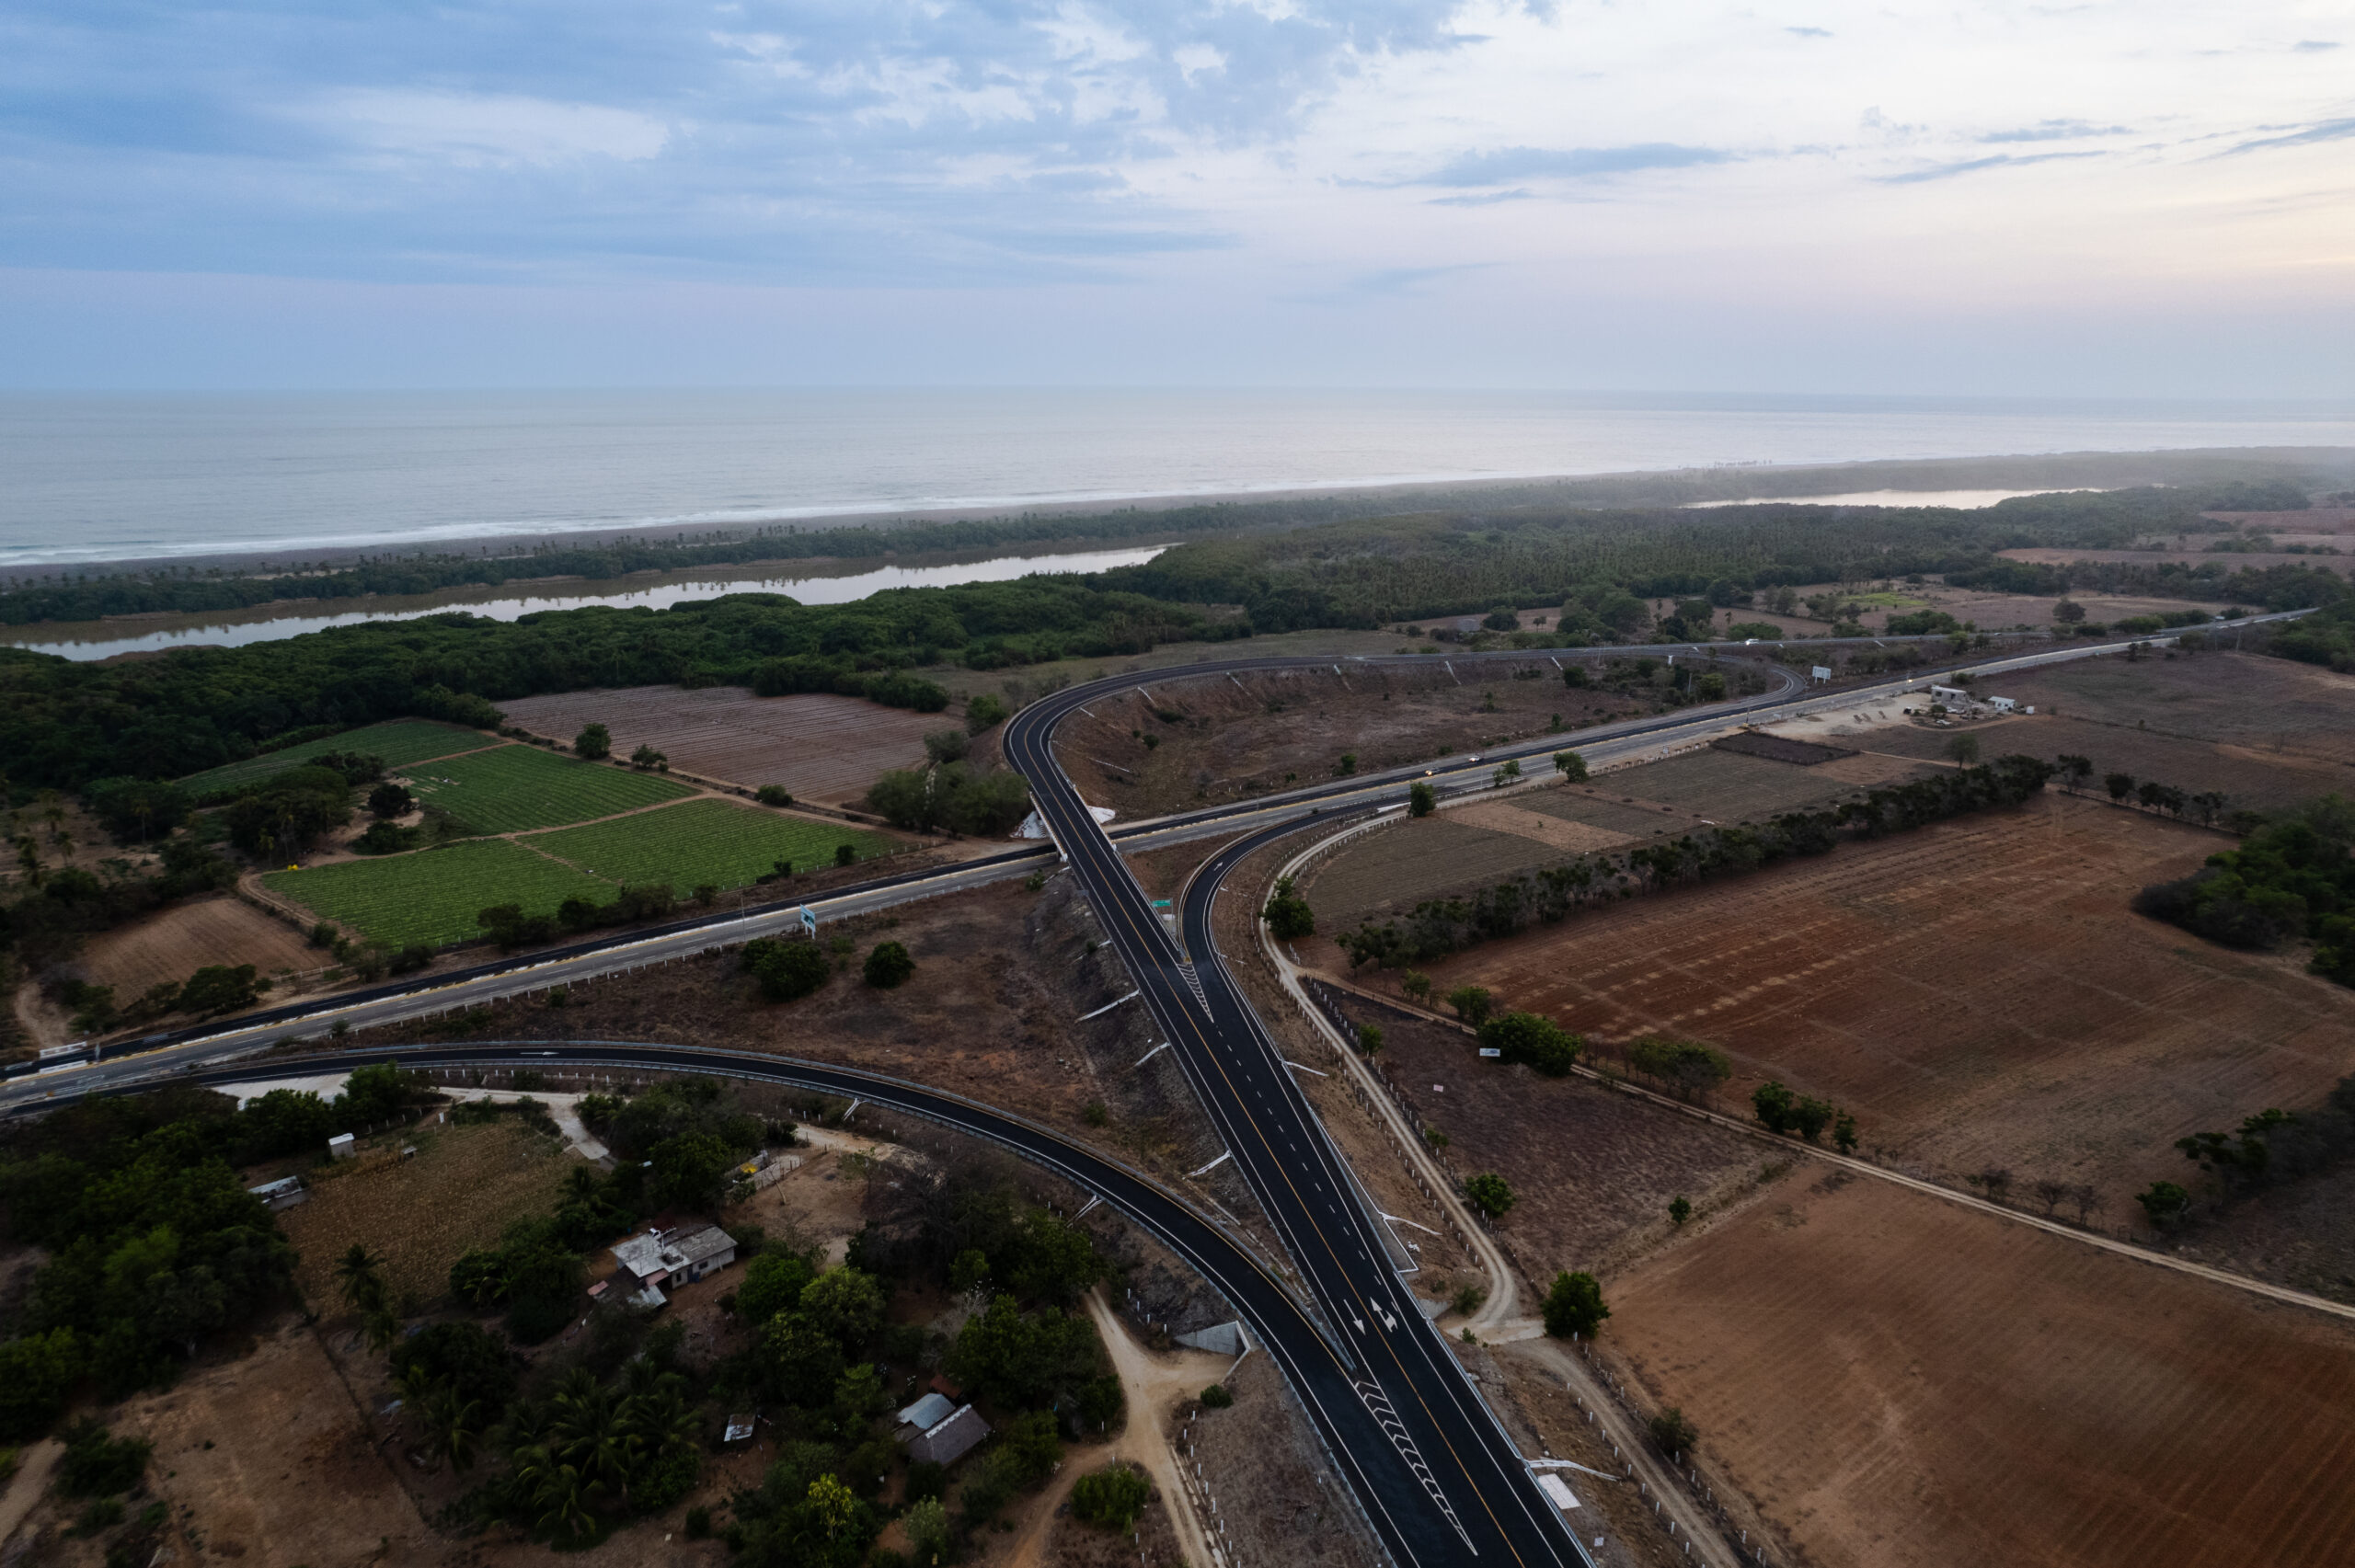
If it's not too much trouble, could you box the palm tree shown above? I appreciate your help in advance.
[336,1244,387,1314]
[420,1385,485,1472]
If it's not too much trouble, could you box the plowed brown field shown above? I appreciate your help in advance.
[1610,1173,2355,1568]
[1393,795,2355,1207]
[76,894,320,995]
[497,686,940,803]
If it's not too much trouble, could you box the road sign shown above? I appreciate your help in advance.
[799,905,817,935]
[1150,899,1172,908]
[1811,665,1832,682]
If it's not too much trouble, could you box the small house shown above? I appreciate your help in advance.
[1988,696,2018,714]
[247,1175,307,1212]
[327,1133,357,1161]
[896,1392,956,1432]
[1536,1473,1582,1513]
[903,1403,991,1467]
[1927,684,1970,708]
[723,1414,757,1445]
[610,1225,740,1300]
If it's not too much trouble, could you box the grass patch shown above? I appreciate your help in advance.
[263,838,614,948]
[177,719,497,794]
[402,743,693,834]
[523,799,899,889]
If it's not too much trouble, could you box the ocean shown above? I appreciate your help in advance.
[6,389,2352,571]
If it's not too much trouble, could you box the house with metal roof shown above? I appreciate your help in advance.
[609,1224,739,1307]
[903,1403,991,1466]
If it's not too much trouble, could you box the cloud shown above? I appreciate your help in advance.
[1422,143,1733,187]
[2221,116,2355,155]
[1786,27,1832,39]
[1349,263,1488,294]
[1426,188,1535,206]
[1979,119,2130,144]
[1875,150,2104,184]
[2292,40,2340,52]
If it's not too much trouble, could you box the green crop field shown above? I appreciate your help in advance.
[523,799,899,889]
[179,719,500,795]
[402,744,693,835]
[263,839,615,949]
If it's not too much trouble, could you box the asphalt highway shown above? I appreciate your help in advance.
[1007,673,1596,1567]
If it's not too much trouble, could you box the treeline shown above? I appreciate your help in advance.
[1096,486,2345,634]
[2136,1076,2355,1227]
[0,578,1241,794]
[1336,755,2055,969]
[2269,598,2355,673]
[2133,795,2355,986]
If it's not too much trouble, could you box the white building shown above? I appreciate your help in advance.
[609,1225,739,1307]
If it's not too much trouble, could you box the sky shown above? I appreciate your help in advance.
[1,0,2350,394]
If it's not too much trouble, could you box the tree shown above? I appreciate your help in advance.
[904,1496,951,1564]
[2055,754,2094,793]
[1444,985,1493,1026]
[1401,970,1432,1004]
[2104,772,2135,803]
[1542,1271,1609,1338]
[761,1311,846,1397]
[1832,1111,1858,1154]
[1627,1036,1730,1099]
[1464,1173,1515,1219]
[628,743,669,771]
[756,784,794,807]
[799,1267,886,1351]
[834,841,857,867]
[177,964,270,1017]
[862,941,915,989]
[1553,750,1588,783]
[1477,1012,1581,1076]
[337,1243,388,1316]
[574,723,612,761]
[1649,1407,1699,1456]
[0,1327,83,1440]
[965,693,1009,734]
[2054,598,2087,624]
[1944,734,1981,765]
[1408,781,1436,818]
[1337,752,1357,777]
[1787,1096,1835,1143]
[1668,1196,1692,1227]
[648,1132,741,1209]
[1071,1464,1152,1531]
[2136,1180,2190,1226]
[742,936,830,1001]
[735,1251,818,1327]
[1355,1024,1384,1056]
[366,781,414,818]
[1261,876,1315,940]
[1751,1080,1796,1134]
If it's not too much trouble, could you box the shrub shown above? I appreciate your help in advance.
[1669,1196,1692,1226]
[1070,1464,1152,1532]
[1200,1383,1233,1409]
[1261,876,1315,940]
[1444,985,1493,1025]
[965,693,1009,734]
[1477,1012,1580,1076]
[57,1423,150,1498]
[1649,1407,1699,1455]
[574,722,611,761]
[1354,1024,1384,1055]
[1464,1173,1515,1219]
[2136,1180,2190,1226]
[834,841,857,867]
[1553,750,1588,782]
[1541,1271,1609,1338]
[1627,1036,1730,1097]
[366,780,414,818]
[863,941,915,989]
[743,936,830,1001]
[1408,781,1436,818]
[756,784,794,807]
